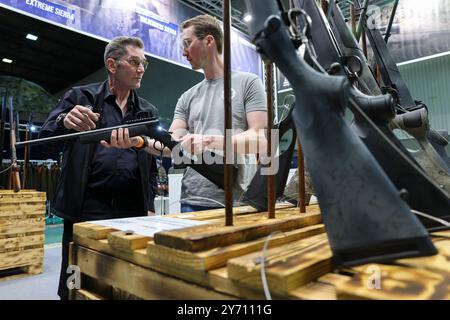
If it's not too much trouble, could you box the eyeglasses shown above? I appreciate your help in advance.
[181,37,203,49]
[120,57,149,70]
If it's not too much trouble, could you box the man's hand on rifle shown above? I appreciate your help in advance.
[100,128,142,149]
[64,105,100,131]
[180,133,214,155]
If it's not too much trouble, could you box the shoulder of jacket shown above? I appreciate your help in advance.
[69,82,103,100]
[138,97,158,116]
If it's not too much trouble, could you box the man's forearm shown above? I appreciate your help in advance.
[208,129,267,154]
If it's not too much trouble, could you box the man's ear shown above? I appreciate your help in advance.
[205,35,216,49]
[106,58,118,73]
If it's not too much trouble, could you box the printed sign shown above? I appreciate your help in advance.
[90,215,210,238]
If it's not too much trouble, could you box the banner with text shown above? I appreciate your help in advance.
[0,0,262,77]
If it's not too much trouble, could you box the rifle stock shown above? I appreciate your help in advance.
[297,0,450,224]
[245,0,436,267]
[357,0,450,172]
[242,102,296,211]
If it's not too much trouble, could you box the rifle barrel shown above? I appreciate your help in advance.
[15,119,160,149]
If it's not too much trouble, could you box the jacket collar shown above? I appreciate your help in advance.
[97,80,141,110]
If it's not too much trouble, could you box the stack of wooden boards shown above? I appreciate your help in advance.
[0,190,46,282]
[71,204,450,300]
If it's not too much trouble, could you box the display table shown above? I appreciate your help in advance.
[69,204,450,300]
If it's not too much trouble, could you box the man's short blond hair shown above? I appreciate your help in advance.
[181,14,223,54]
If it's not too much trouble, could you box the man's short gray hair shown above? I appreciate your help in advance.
[104,36,144,65]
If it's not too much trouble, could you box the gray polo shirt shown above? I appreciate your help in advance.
[173,71,267,207]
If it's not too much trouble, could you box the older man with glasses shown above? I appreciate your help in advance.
[39,36,159,300]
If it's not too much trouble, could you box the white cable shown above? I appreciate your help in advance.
[258,231,284,300]
[0,164,13,175]
[412,209,450,227]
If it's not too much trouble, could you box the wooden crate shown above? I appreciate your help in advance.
[0,190,46,281]
[70,204,450,300]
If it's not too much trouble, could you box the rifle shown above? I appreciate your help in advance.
[244,0,436,267]
[0,88,6,166]
[296,0,449,223]
[355,0,450,171]
[22,112,34,188]
[8,96,21,192]
[242,101,297,211]
[15,118,232,190]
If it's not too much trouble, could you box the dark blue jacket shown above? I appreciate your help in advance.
[40,80,158,222]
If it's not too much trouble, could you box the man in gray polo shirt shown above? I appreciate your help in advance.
[169,14,267,212]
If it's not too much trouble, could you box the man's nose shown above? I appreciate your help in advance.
[137,64,145,72]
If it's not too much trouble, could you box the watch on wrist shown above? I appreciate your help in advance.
[143,136,151,148]
[55,113,67,128]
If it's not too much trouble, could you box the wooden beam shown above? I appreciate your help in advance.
[227,233,333,295]
[147,224,325,272]
[74,245,236,300]
[153,209,322,252]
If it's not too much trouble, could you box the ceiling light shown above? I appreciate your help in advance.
[26,33,38,41]
[2,58,13,64]
[243,14,252,22]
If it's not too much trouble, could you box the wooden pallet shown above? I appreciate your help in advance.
[70,204,450,300]
[0,190,46,281]
[0,261,43,282]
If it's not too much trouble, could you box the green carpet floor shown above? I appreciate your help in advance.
[44,224,63,245]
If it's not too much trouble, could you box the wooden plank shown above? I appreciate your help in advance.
[74,289,104,300]
[73,234,152,268]
[207,267,296,299]
[0,262,43,282]
[73,222,118,240]
[336,263,450,300]
[75,245,236,300]
[147,224,325,272]
[289,281,337,300]
[0,247,44,271]
[165,203,297,221]
[154,209,322,252]
[393,237,450,274]
[227,233,333,295]
[0,190,46,203]
[0,217,45,236]
[0,233,45,252]
[73,234,248,298]
[108,231,151,251]
[207,267,268,299]
[334,234,450,300]
[288,273,352,300]
[0,202,46,218]
[26,263,43,275]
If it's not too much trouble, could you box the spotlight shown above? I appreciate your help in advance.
[26,34,38,41]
